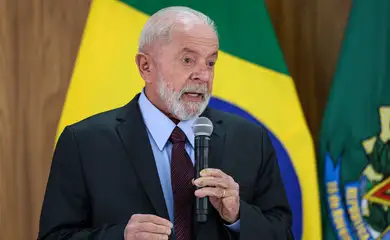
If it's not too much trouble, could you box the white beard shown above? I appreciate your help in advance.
[157,73,211,121]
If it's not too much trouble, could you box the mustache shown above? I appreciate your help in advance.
[179,83,209,95]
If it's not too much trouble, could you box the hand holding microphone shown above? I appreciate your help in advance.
[192,117,240,224]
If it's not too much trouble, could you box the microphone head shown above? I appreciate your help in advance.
[192,117,213,137]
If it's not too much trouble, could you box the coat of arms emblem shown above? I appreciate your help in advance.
[325,106,390,239]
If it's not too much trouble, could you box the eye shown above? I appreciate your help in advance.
[182,57,194,65]
[207,61,216,67]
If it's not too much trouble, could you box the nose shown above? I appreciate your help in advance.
[191,68,211,83]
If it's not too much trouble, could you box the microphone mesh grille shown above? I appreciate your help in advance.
[192,117,213,136]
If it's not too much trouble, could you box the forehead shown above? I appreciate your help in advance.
[168,22,219,55]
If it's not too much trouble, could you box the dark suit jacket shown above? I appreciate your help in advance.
[38,94,293,240]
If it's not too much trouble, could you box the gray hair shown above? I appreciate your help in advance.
[138,6,218,51]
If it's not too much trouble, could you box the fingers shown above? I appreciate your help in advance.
[193,176,230,189]
[131,222,172,235]
[194,187,238,198]
[133,232,169,240]
[200,168,229,178]
[194,169,241,224]
[132,214,173,228]
[125,214,172,240]
[195,169,239,191]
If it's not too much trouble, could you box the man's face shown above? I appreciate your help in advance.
[147,22,219,120]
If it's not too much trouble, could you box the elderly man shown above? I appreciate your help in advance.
[38,6,292,240]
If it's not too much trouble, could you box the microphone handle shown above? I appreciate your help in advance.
[195,135,210,223]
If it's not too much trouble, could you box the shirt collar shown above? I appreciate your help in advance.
[138,90,196,151]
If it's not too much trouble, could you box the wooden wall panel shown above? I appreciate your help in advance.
[0,0,19,238]
[17,0,92,236]
[0,0,351,239]
[0,0,92,238]
[266,0,352,142]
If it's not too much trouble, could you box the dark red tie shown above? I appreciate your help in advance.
[170,127,194,240]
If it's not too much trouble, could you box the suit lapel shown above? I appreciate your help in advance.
[116,94,170,220]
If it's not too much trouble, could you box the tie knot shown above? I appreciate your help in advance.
[170,127,186,144]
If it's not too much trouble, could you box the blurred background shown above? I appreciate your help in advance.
[0,0,353,239]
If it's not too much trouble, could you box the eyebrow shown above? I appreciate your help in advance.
[180,47,218,58]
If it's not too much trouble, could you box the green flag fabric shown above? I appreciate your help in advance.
[318,1,390,239]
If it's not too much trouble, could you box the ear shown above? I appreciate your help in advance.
[135,52,153,83]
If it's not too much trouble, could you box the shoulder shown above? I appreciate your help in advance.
[63,104,128,138]
[205,107,266,138]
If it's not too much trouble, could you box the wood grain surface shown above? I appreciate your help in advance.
[0,0,350,238]
[0,0,18,238]
[266,0,352,142]
[0,0,92,238]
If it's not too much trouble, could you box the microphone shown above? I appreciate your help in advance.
[192,116,213,223]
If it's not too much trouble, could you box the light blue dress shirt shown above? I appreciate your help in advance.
[138,90,240,232]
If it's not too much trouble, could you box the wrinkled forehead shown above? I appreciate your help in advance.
[169,22,219,55]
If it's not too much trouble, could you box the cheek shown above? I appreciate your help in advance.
[166,72,189,92]
[169,71,191,90]
[208,72,214,90]
[208,81,213,92]
[174,78,190,92]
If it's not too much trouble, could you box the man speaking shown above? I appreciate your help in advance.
[38,6,292,240]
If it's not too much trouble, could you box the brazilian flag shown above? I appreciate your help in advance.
[318,0,390,239]
[57,1,322,239]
